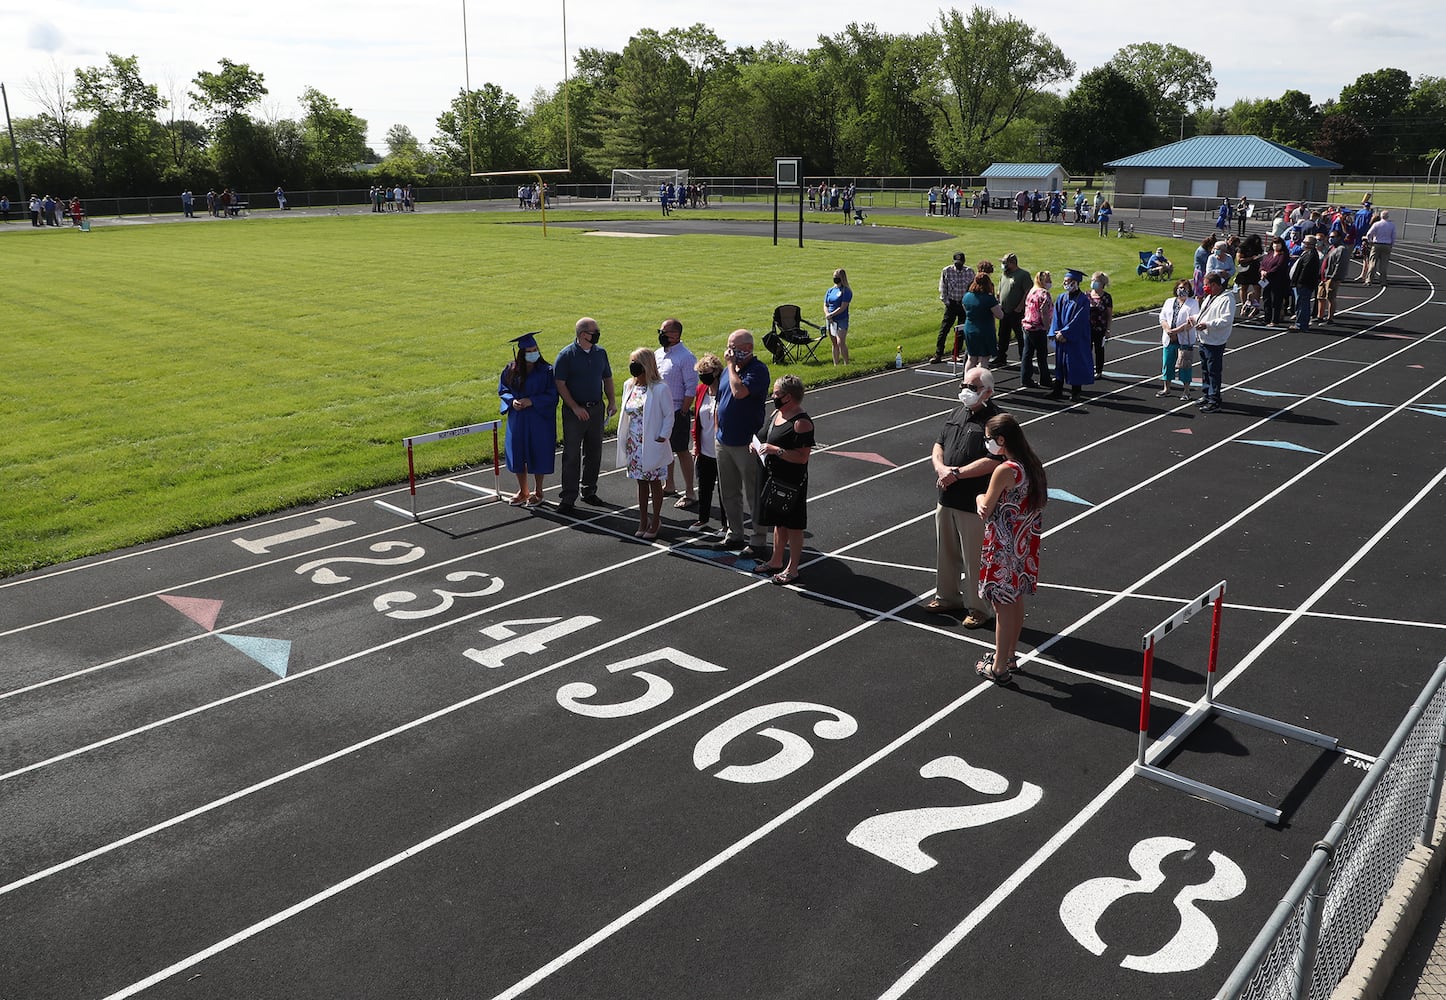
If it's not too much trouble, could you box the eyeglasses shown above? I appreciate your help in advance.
[962,382,983,391]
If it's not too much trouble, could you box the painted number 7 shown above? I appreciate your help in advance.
[847,756,1043,873]
[556,648,726,719]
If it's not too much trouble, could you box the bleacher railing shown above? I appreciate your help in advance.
[1216,655,1446,1000]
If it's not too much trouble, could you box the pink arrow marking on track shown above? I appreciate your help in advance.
[1173,428,1194,435]
[158,595,224,631]
[828,451,896,467]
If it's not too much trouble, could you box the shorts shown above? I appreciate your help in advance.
[1317,278,1339,304]
[669,409,691,452]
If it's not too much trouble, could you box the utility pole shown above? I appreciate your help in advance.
[1,82,25,201]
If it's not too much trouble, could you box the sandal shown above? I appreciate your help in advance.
[508,493,528,506]
[525,493,543,508]
[752,561,785,574]
[923,598,963,614]
[771,572,799,586]
[975,659,1011,684]
[1005,655,1021,675]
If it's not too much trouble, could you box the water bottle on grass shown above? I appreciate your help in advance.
[895,346,904,369]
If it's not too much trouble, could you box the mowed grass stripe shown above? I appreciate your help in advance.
[2,210,1173,576]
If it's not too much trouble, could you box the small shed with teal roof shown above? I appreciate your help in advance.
[980,162,1069,196]
[1105,135,1341,209]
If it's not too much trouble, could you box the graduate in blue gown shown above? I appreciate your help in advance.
[1047,268,1095,403]
[498,332,559,507]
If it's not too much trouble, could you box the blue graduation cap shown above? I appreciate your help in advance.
[509,332,540,351]
[1064,268,1086,282]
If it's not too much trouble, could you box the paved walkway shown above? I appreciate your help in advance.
[1386,877,1446,1000]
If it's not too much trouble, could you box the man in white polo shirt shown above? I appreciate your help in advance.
[1364,210,1397,287]
[655,317,698,507]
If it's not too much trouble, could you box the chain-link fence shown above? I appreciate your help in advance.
[1217,655,1446,1000]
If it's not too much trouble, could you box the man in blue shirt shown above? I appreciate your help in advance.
[553,317,616,511]
[715,329,771,555]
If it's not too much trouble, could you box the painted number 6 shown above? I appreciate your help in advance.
[693,702,858,784]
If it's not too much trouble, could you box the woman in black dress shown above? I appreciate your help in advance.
[751,375,814,585]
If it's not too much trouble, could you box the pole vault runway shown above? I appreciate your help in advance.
[2,249,1445,999]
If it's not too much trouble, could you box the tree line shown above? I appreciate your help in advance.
[7,8,1444,199]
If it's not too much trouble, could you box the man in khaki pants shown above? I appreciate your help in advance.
[924,366,1003,629]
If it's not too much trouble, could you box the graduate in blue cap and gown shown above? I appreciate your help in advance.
[498,332,559,507]
[1047,268,1095,403]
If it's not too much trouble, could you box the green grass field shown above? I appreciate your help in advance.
[1,207,1183,577]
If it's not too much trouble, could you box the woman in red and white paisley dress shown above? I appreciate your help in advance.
[975,412,1047,682]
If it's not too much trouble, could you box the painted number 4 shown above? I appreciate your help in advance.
[847,756,1042,874]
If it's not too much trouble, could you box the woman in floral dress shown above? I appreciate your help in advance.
[975,413,1047,682]
[615,348,674,539]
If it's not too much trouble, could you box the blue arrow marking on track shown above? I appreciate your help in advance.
[1321,397,1389,408]
[1118,338,1160,345]
[219,635,292,678]
[674,546,752,569]
[1101,370,1147,379]
[1411,406,1446,418]
[1232,387,1303,398]
[1047,488,1092,507]
[1238,440,1324,455]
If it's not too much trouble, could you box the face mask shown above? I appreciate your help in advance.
[985,438,1004,456]
[524,350,541,363]
[772,395,787,409]
[1176,290,1188,299]
[1090,280,1102,290]
[589,329,601,345]
[658,332,671,348]
[732,349,751,364]
[629,361,644,378]
[958,388,980,407]
[699,372,715,386]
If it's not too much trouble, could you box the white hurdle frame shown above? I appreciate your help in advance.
[1134,580,1339,824]
[374,421,503,522]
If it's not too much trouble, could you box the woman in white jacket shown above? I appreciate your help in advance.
[617,348,675,539]
[1156,280,1200,400]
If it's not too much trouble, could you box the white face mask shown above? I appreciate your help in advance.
[958,387,981,407]
[985,438,1004,456]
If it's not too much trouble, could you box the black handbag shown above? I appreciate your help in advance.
[758,474,803,522]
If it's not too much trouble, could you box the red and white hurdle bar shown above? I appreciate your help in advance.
[375,420,503,521]
[1134,580,1338,824]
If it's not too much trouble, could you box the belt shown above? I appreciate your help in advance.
[581,401,602,407]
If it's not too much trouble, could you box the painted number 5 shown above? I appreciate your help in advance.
[693,702,857,784]
[556,648,725,719]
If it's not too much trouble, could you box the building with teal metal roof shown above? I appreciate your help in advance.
[1105,135,1342,211]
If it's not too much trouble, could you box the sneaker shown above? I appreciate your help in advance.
[1199,401,1220,413]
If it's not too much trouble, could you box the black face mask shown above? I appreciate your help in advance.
[772,395,787,409]
[658,332,671,349]
[628,361,645,378]
[588,329,601,345]
[699,372,716,386]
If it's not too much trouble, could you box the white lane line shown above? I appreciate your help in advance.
[95,585,938,1000]
[876,375,1446,999]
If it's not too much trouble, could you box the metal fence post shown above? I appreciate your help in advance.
[1291,843,1334,1000]
[1421,710,1446,846]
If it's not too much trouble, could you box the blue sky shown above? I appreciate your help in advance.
[2,0,1440,153]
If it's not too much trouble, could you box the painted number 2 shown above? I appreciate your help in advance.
[846,756,1042,874]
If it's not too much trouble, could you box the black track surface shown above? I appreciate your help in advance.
[3,245,1445,1000]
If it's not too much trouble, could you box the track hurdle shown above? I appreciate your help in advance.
[374,420,503,522]
[1133,580,1339,824]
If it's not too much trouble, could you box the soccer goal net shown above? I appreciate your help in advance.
[611,168,689,200]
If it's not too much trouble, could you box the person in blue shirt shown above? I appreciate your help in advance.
[1137,247,1174,278]
[553,318,616,511]
[498,333,559,508]
[824,268,852,365]
[715,329,771,556]
[1047,269,1095,404]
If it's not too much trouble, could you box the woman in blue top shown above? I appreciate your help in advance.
[961,273,1004,372]
[824,268,853,366]
[498,333,560,507]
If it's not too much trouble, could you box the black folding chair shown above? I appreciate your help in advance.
[761,304,826,365]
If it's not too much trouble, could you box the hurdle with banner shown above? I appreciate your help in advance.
[1133,580,1339,824]
[374,420,504,522]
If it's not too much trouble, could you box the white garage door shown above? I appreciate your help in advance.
[1237,180,1267,200]
[1190,179,1219,199]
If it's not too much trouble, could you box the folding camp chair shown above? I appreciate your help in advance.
[762,305,827,365]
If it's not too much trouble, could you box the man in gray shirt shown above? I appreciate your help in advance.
[994,252,1029,367]
[553,318,616,511]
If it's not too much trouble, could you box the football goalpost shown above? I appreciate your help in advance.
[460,0,572,234]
